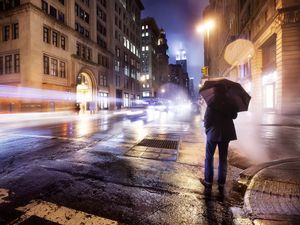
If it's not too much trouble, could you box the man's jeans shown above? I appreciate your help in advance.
[204,140,229,185]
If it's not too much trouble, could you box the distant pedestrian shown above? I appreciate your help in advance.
[75,103,81,115]
[201,92,238,194]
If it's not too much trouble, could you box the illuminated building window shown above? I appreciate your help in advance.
[146,74,149,80]
[124,65,129,76]
[50,58,58,76]
[124,93,129,107]
[142,33,144,37]
[43,55,49,74]
[14,54,20,73]
[142,91,150,97]
[52,31,58,47]
[61,35,66,50]
[0,54,20,74]
[59,61,66,78]
[98,55,109,68]
[142,46,145,51]
[145,46,149,51]
[115,47,120,57]
[43,26,50,43]
[145,25,148,29]
[114,60,120,72]
[98,73,107,87]
[99,92,108,109]
[142,25,145,30]
[5,55,12,74]
[145,32,149,36]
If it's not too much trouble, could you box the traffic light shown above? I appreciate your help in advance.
[201,66,208,77]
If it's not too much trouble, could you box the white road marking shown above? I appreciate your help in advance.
[12,200,118,225]
[0,188,10,204]
[2,133,87,142]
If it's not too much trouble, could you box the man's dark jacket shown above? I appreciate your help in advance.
[204,106,237,142]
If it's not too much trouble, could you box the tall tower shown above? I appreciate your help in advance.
[157,29,169,84]
[176,49,187,73]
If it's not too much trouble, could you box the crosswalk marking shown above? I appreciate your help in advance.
[11,200,118,225]
[0,188,10,204]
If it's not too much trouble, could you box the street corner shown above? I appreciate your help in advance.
[240,159,300,223]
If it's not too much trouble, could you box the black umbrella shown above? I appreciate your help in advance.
[199,79,251,112]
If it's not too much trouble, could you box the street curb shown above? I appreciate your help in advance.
[242,159,300,223]
[238,158,300,189]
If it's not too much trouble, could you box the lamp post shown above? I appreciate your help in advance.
[196,19,215,78]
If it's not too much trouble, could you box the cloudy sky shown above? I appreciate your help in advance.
[141,0,209,86]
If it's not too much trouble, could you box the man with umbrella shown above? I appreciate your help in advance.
[199,79,251,194]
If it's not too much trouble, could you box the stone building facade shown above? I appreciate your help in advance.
[204,0,300,114]
[0,0,144,112]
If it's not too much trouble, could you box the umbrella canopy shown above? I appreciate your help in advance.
[200,79,251,112]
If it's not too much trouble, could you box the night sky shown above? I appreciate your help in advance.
[141,0,209,87]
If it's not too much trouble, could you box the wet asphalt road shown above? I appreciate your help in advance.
[0,110,237,225]
[0,110,299,224]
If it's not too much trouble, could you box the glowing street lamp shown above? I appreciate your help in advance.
[140,75,146,82]
[196,19,215,34]
[196,19,216,78]
[161,88,165,93]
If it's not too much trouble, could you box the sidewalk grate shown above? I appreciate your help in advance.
[125,138,179,161]
[137,139,179,149]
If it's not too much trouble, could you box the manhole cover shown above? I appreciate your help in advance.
[137,139,179,149]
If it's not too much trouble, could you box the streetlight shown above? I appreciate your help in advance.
[161,88,165,93]
[140,75,146,82]
[196,19,215,35]
[196,19,215,78]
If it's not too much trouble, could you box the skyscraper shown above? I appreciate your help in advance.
[140,17,160,98]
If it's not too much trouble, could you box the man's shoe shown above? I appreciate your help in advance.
[200,178,212,189]
[218,185,225,195]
